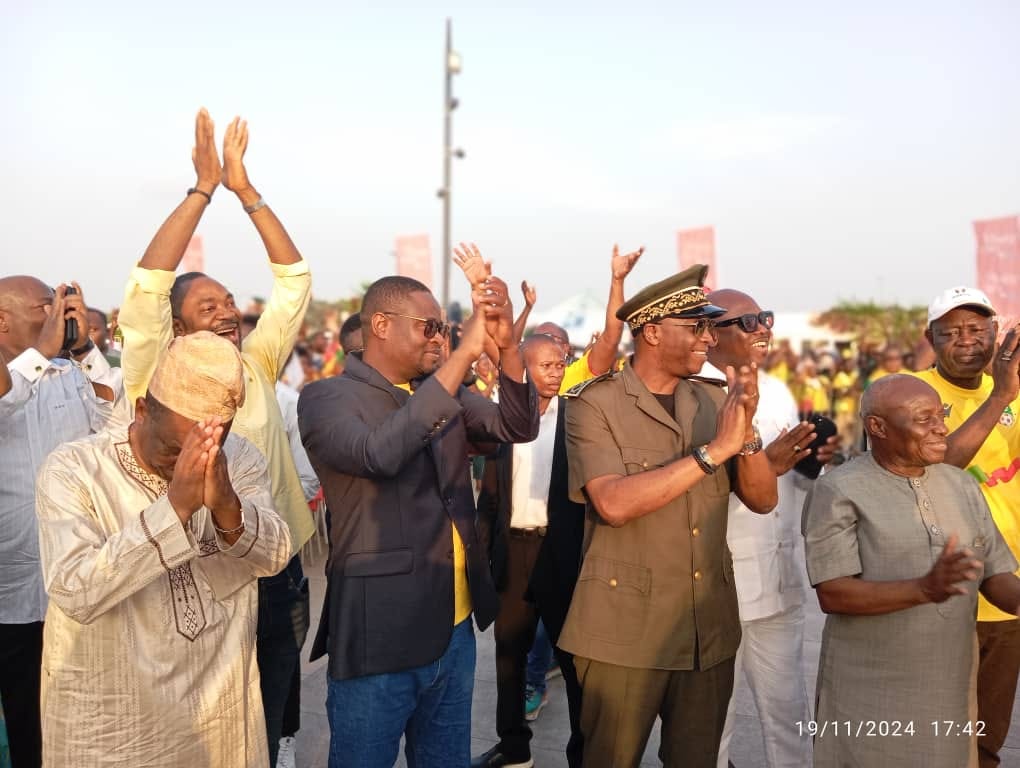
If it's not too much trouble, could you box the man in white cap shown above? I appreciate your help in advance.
[911,286,1020,767]
[36,331,292,768]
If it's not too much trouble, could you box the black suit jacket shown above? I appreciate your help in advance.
[477,397,587,644]
[298,353,538,681]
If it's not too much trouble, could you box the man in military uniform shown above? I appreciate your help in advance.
[558,265,778,768]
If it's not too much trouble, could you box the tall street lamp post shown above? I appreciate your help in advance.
[439,17,463,311]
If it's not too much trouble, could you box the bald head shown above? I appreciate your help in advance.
[522,333,566,399]
[706,289,754,319]
[862,374,949,473]
[706,288,769,370]
[861,374,934,421]
[0,275,49,306]
[0,275,56,359]
[521,333,562,364]
[533,322,570,357]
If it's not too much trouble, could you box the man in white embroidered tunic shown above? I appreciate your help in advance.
[36,331,292,768]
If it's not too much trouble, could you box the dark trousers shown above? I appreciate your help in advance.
[977,618,1020,767]
[551,646,584,768]
[0,621,43,768]
[574,655,734,768]
[258,555,310,765]
[281,658,302,737]
[494,532,544,760]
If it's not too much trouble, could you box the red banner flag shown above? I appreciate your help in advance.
[394,234,433,289]
[974,215,1020,322]
[181,234,205,274]
[677,226,717,285]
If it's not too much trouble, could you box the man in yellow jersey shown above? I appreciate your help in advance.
[298,273,538,768]
[910,285,1020,767]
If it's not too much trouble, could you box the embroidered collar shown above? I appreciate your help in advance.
[115,439,168,496]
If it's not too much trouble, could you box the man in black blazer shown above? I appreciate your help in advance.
[298,273,538,768]
[473,334,589,768]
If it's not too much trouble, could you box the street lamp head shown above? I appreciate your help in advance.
[447,50,462,74]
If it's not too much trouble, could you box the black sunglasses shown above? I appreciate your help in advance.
[714,311,774,333]
[654,317,718,340]
[382,312,451,339]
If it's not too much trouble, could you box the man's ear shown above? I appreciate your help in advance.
[640,324,661,348]
[924,327,934,347]
[0,309,8,334]
[134,396,149,424]
[370,312,389,342]
[171,317,186,337]
[864,414,887,440]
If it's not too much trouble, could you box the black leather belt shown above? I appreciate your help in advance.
[509,526,547,538]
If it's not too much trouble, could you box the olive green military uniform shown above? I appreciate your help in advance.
[559,363,740,768]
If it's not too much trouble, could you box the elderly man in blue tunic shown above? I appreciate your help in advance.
[803,374,1020,768]
[36,331,291,768]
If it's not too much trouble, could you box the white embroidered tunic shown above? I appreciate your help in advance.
[36,428,291,768]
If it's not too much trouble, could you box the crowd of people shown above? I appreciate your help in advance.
[3,108,1020,768]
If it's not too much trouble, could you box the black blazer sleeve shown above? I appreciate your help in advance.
[475,445,511,591]
[459,370,539,445]
[298,374,461,479]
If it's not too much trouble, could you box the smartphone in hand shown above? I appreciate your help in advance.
[62,285,78,350]
[793,414,838,479]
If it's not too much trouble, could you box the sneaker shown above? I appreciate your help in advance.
[276,735,296,768]
[524,684,549,721]
[545,660,562,680]
[470,744,534,768]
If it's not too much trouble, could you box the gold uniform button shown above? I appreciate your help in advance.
[609,578,618,588]
[692,527,700,537]
[694,570,703,581]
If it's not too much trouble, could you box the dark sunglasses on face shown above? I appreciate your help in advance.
[714,310,775,333]
[654,317,718,340]
[382,312,451,339]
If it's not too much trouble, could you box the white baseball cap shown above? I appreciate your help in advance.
[927,286,996,325]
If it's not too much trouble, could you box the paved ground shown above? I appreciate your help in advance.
[292,546,1020,767]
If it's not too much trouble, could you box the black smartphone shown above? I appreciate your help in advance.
[62,286,78,350]
[793,414,838,480]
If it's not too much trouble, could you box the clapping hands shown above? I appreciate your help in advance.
[189,108,255,198]
[167,417,240,525]
[221,117,252,194]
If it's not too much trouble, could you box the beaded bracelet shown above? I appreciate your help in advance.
[212,517,245,536]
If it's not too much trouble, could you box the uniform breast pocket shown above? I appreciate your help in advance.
[575,555,651,645]
[620,447,672,476]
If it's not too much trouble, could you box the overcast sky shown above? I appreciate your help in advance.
[2,1,1018,316]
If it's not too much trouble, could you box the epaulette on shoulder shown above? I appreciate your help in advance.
[563,370,617,399]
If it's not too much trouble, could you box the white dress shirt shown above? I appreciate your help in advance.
[510,395,558,529]
[275,381,320,502]
[700,362,806,622]
[0,346,119,623]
